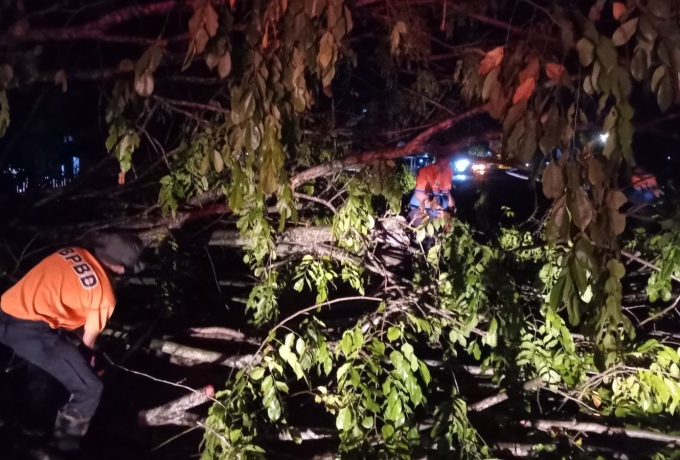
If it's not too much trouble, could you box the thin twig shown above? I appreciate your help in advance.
[639,295,680,327]
[293,193,337,213]
[621,251,680,283]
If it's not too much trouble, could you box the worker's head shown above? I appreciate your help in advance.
[94,234,145,275]
[434,155,452,168]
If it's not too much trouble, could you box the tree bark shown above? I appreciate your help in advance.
[150,338,261,369]
[524,418,680,445]
[290,107,487,187]
[139,385,215,427]
[468,377,544,412]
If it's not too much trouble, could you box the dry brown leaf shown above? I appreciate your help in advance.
[262,27,269,49]
[606,190,627,210]
[318,32,334,68]
[218,51,232,79]
[513,77,536,104]
[592,393,602,407]
[589,0,605,20]
[134,69,154,97]
[487,84,509,119]
[206,52,219,70]
[546,63,566,83]
[612,2,627,20]
[478,46,504,75]
[54,69,67,92]
[519,58,539,84]
[612,18,639,46]
[482,67,500,101]
[542,160,565,199]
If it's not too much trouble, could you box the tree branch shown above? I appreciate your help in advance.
[621,251,680,284]
[187,327,260,345]
[468,377,544,412]
[139,385,215,426]
[290,106,487,187]
[149,338,262,369]
[524,418,680,445]
[152,95,231,115]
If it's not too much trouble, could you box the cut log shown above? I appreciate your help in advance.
[150,339,262,368]
[468,378,543,412]
[187,327,259,345]
[139,385,215,427]
[524,418,680,445]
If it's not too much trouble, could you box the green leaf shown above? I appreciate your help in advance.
[361,416,374,430]
[341,331,354,356]
[250,367,265,381]
[576,38,595,67]
[337,362,351,381]
[550,274,567,310]
[381,423,395,439]
[279,345,293,362]
[229,428,242,443]
[607,259,626,279]
[267,397,282,421]
[387,327,402,342]
[419,361,431,385]
[335,407,352,431]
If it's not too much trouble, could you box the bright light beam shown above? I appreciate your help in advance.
[454,159,471,172]
[600,133,609,143]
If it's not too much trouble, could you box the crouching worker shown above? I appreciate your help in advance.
[407,154,456,226]
[0,234,144,454]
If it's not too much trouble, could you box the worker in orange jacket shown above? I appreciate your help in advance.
[407,155,456,226]
[630,166,663,201]
[0,234,144,454]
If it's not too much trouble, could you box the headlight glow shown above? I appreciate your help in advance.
[454,159,471,172]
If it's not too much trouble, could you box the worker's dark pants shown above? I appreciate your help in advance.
[0,309,102,449]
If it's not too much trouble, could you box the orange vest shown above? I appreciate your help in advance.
[632,172,659,190]
[1,248,115,333]
[414,164,453,193]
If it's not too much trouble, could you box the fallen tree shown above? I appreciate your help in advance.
[2,0,680,459]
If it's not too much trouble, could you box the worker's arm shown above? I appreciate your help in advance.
[82,329,98,350]
[447,191,456,213]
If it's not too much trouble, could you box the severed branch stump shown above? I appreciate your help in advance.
[139,385,214,427]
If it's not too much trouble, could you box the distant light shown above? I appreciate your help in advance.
[525,163,530,167]
[669,156,672,160]
[453,174,468,181]
[471,164,486,175]
[362,108,367,114]
[419,159,424,164]
[600,133,609,143]
[454,159,471,172]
